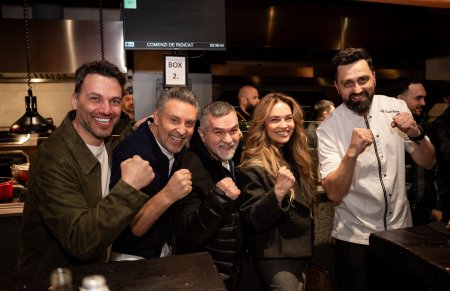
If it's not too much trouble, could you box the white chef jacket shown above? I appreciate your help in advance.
[317,95,414,245]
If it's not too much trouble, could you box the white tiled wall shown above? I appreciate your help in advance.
[0,82,74,128]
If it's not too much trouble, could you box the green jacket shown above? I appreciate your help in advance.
[18,111,148,272]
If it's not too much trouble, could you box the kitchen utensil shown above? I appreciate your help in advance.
[10,162,29,187]
[0,177,13,202]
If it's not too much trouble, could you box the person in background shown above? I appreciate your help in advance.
[121,83,135,120]
[238,92,316,291]
[431,84,450,226]
[390,77,443,224]
[234,85,260,165]
[235,85,260,123]
[173,101,243,290]
[306,100,335,149]
[112,83,135,136]
[306,100,335,181]
[443,86,450,104]
[317,48,436,291]
[18,60,155,272]
[110,86,199,261]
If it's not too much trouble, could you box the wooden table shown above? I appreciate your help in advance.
[0,252,227,290]
[369,223,450,291]
[0,201,23,216]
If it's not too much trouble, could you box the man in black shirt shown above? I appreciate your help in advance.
[391,77,442,224]
[234,85,259,164]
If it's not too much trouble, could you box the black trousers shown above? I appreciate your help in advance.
[335,239,369,291]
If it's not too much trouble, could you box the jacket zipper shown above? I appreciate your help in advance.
[364,115,388,230]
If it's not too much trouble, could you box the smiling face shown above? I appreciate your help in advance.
[152,99,198,155]
[398,83,426,117]
[265,101,295,146]
[71,73,122,146]
[334,59,376,116]
[199,111,240,162]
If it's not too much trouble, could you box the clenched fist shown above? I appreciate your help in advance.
[163,169,193,203]
[348,128,373,157]
[274,166,295,202]
[216,177,240,200]
[391,112,421,137]
[121,155,155,190]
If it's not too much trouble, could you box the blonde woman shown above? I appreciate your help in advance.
[238,92,316,291]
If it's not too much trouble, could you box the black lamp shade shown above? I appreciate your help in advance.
[10,89,55,134]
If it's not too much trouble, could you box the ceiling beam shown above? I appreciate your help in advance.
[354,0,450,9]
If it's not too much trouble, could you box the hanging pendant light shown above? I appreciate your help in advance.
[9,0,55,134]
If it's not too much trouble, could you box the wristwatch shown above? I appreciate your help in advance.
[408,126,425,143]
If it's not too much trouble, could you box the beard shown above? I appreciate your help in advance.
[343,90,374,115]
[79,116,115,140]
[246,103,257,115]
[216,142,238,161]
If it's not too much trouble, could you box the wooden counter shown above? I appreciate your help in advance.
[0,201,23,216]
[369,223,450,291]
[0,252,226,290]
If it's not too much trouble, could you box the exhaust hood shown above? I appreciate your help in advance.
[0,19,126,81]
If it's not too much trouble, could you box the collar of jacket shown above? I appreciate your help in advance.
[190,139,235,180]
[59,110,113,176]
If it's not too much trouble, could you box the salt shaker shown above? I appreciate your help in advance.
[49,268,73,291]
[80,274,110,291]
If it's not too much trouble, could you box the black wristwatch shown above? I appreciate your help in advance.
[408,126,425,143]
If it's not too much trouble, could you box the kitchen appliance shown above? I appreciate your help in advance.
[0,128,39,177]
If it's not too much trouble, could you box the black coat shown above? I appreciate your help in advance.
[405,115,442,225]
[173,142,243,290]
[432,107,450,221]
[238,166,312,259]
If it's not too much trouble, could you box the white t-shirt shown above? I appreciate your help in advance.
[317,95,414,245]
[86,143,110,199]
[154,139,174,177]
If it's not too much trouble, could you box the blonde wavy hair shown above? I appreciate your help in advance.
[239,92,316,204]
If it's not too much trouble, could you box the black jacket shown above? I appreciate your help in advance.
[238,166,312,259]
[111,120,181,258]
[405,114,443,225]
[432,107,450,221]
[173,142,243,290]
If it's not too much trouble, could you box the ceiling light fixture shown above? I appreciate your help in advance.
[9,0,55,134]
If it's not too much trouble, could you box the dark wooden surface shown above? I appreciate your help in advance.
[0,252,226,291]
[369,223,450,291]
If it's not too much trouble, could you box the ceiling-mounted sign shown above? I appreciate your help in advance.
[164,55,188,87]
[124,0,137,9]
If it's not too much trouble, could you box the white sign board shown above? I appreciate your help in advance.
[164,55,187,86]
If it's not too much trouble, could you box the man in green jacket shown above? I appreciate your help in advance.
[18,60,155,272]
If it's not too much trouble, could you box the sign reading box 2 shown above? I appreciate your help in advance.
[164,55,188,87]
